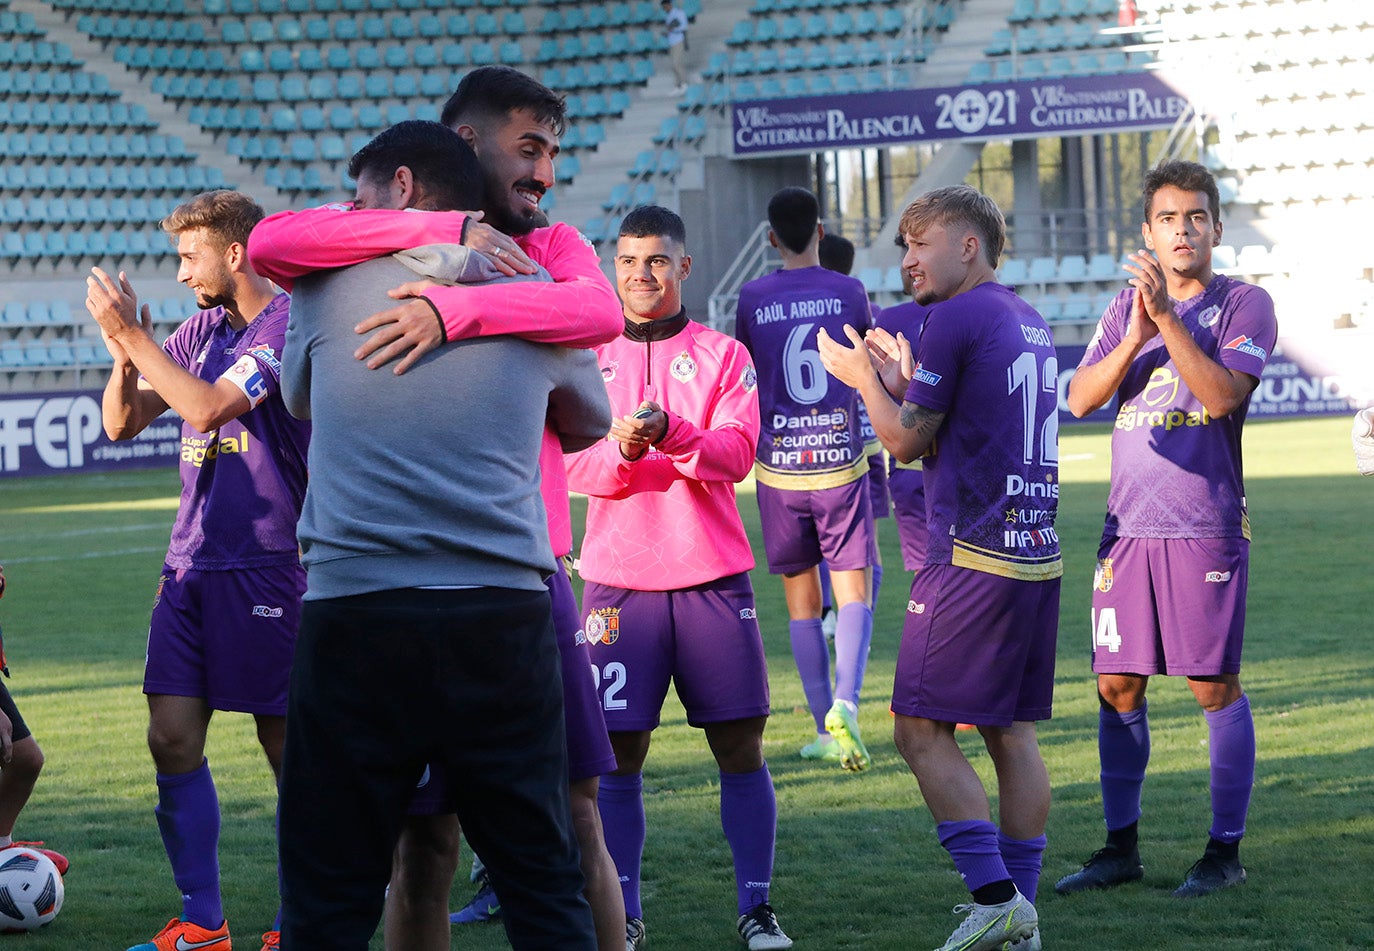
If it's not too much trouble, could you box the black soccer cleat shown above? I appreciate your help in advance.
[1054,846,1145,895]
[1173,851,1247,898]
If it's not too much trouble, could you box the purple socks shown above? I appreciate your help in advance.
[938,819,1010,894]
[832,602,872,706]
[720,766,777,915]
[597,772,646,919]
[789,618,832,732]
[997,830,1046,903]
[1205,694,1254,842]
[1099,702,1150,833]
[155,758,223,929]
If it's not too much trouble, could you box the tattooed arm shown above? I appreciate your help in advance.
[890,401,945,464]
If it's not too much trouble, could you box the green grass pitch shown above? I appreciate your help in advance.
[0,414,1369,949]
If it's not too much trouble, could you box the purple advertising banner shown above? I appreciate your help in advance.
[731,73,1189,157]
[0,389,182,478]
[1055,335,1372,426]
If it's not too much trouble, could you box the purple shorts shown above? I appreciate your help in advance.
[1090,535,1249,677]
[891,564,1059,726]
[867,452,891,519]
[755,478,875,575]
[145,563,304,716]
[409,563,614,815]
[582,572,770,731]
[888,467,928,572]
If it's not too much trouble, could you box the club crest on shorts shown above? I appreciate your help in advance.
[585,607,621,645]
[669,351,697,383]
[1095,558,1114,593]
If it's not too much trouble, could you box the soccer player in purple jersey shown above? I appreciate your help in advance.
[819,185,1058,951]
[1057,161,1278,900]
[735,188,876,772]
[86,190,310,951]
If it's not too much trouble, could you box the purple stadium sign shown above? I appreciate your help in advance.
[731,73,1189,157]
[0,389,182,478]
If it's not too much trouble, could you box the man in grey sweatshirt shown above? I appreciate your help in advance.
[265,121,610,950]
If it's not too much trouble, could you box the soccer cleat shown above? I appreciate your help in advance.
[1053,846,1144,895]
[625,916,646,951]
[258,932,279,951]
[126,917,231,951]
[798,736,842,761]
[6,841,68,876]
[1173,851,1246,898]
[737,902,793,950]
[451,873,501,923]
[935,892,1038,951]
[823,700,870,771]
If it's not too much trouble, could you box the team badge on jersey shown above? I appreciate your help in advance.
[1197,305,1221,328]
[600,360,618,383]
[585,607,621,645]
[1095,558,1114,593]
[741,365,757,392]
[670,351,697,383]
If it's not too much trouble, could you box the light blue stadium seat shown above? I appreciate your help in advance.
[726,21,753,45]
[419,73,447,97]
[1027,257,1058,282]
[603,182,631,210]
[555,154,580,183]
[271,108,297,132]
[780,47,805,71]
[358,104,383,127]
[361,16,388,40]
[364,74,390,98]
[999,259,1029,284]
[393,74,418,96]
[653,116,681,144]
[1058,255,1088,281]
[1037,298,1064,321]
[500,41,523,64]
[581,216,607,245]
[384,103,410,124]
[446,13,470,36]
[784,75,807,96]
[470,42,497,66]
[442,43,468,67]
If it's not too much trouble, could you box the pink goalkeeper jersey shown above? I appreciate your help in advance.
[248,206,622,556]
[565,314,760,591]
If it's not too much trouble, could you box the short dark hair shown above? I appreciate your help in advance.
[619,205,687,248]
[440,66,566,137]
[161,190,264,250]
[818,233,855,275]
[767,186,820,255]
[898,185,1006,268]
[348,121,484,211]
[1143,159,1220,223]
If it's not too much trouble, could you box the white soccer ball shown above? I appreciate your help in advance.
[0,848,63,932]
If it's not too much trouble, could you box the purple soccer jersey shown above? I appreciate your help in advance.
[1078,275,1276,540]
[877,301,931,568]
[735,266,872,490]
[161,293,310,570]
[904,282,1061,580]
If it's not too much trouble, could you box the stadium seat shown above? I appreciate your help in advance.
[1058,255,1088,281]
[1028,257,1058,283]
[999,258,1030,285]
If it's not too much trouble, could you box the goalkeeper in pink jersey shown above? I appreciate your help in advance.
[565,206,792,951]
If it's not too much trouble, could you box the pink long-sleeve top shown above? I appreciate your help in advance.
[565,314,760,591]
[247,206,621,557]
